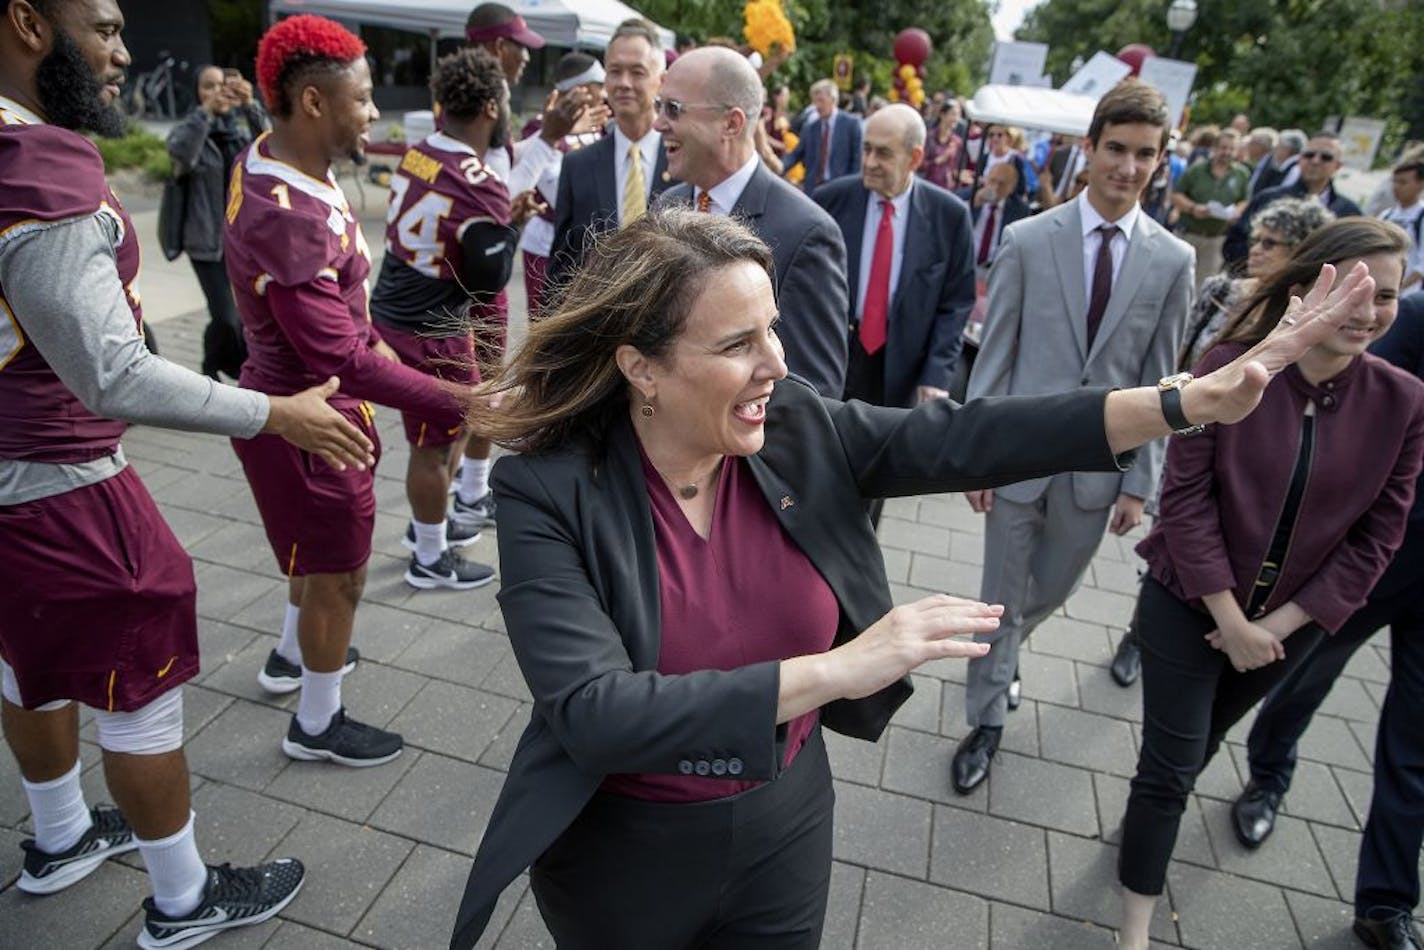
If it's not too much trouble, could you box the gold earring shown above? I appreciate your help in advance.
[640,403,655,418]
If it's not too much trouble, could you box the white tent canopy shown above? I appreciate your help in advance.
[267,0,674,49]
[964,84,1100,138]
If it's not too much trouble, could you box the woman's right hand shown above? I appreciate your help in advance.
[1206,620,1284,672]
[828,595,999,701]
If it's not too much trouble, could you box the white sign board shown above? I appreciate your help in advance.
[1338,117,1387,171]
[1061,51,1131,98]
[989,41,1049,87]
[1138,56,1197,130]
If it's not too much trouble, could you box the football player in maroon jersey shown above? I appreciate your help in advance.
[0,1,373,944]
[227,16,468,766]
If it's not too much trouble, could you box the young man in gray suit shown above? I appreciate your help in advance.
[655,47,849,398]
[951,80,1194,795]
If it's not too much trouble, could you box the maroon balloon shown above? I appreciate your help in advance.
[893,28,933,67]
[1116,43,1156,76]
[894,75,907,91]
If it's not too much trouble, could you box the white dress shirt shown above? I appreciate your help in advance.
[613,124,661,227]
[697,154,761,217]
[855,180,913,320]
[1383,201,1424,297]
[1077,191,1141,309]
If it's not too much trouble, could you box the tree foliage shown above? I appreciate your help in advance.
[1017,0,1423,155]
[636,0,994,105]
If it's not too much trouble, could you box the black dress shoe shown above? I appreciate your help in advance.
[1354,911,1424,950]
[951,726,1001,795]
[1231,781,1283,848]
[1007,671,1022,711]
[1110,630,1141,687]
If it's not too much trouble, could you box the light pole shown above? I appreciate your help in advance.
[1166,0,1198,59]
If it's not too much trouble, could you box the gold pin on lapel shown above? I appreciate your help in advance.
[780,496,794,510]
[661,170,672,182]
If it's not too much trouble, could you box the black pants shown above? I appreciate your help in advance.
[190,256,246,379]
[531,728,834,949]
[1119,577,1324,895]
[843,333,886,528]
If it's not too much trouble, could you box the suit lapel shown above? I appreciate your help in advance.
[893,186,933,315]
[595,136,617,219]
[732,163,771,222]
[1089,217,1158,361]
[606,419,662,669]
[1050,202,1089,360]
[843,186,869,301]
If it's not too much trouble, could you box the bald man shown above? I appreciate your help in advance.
[654,47,849,397]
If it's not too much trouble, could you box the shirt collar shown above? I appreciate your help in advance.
[613,123,660,154]
[245,132,349,212]
[1078,190,1140,240]
[0,94,44,126]
[703,153,762,214]
[868,177,914,216]
[424,130,478,158]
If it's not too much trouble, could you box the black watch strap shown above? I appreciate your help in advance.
[1159,384,1194,432]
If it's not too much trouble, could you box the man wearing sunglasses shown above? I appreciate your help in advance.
[655,46,849,398]
[1224,129,1362,267]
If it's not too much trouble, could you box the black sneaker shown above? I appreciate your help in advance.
[401,518,480,552]
[138,858,305,949]
[452,491,497,528]
[281,708,402,767]
[256,646,359,695]
[18,804,137,895]
[404,549,496,591]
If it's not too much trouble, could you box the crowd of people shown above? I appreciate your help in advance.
[1,1,1422,949]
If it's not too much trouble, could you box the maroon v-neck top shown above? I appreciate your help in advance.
[599,449,840,802]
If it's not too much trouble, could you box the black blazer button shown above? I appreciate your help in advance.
[727,758,744,776]
[678,759,694,775]
[694,760,711,776]
[711,758,727,776]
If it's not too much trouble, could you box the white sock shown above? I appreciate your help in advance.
[22,759,91,854]
[296,669,342,736]
[136,811,207,917]
[412,518,447,566]
[456,458,491,505]
[276,603,302,665]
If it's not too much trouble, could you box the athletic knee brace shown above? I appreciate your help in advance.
[93,688,184,754]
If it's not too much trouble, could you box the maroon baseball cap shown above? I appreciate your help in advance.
[465,12,546,50]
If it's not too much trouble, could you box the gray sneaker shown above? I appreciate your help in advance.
[18,804,137,895]
[405,549,496,591]
[452,491,497,528]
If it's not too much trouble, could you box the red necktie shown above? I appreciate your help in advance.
[977,203,999,266]
[817,118,831,186]
[860,200,894,354]
[1086,224,1120,347]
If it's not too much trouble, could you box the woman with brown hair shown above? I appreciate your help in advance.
[449,208,1380,949]
[1115,217,1424,950]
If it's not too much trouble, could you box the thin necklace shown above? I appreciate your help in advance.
[648,457,723,500]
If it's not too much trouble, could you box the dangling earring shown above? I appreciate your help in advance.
[640,402,655,418]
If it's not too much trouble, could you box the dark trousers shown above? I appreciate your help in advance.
[843,333,887,527]
[1119,577,1325,895]
[531,728,834,950]
[190,256,246,379]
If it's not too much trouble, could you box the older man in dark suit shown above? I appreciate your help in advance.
[814,103,975,412]
[548,19,673,287]
[655,47,849,397]
[784,78,862,193]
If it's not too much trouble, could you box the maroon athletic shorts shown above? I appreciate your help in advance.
[471,290,509,376]
[376,322,476,448]
[231,400,382,576]
[0,467,198,712]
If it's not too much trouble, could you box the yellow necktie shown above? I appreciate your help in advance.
[622,143,646,226]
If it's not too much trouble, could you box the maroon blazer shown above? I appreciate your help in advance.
[1137,343,1424,632]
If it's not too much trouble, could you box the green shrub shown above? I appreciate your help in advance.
[94,124,171,181]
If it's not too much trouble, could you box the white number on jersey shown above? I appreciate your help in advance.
[386,176,455,278]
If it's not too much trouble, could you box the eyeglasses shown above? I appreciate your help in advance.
[1250,235,1291,250]
[653,97,726,121]
[1301,150,1337,162]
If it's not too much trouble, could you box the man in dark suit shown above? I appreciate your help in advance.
[548,19,673,287]
[814,103,974,410]
[784,78,862,193]
[1223,130,1362,267]
[968,160,1031,269]
[655,47,849,397]
[1225,293,1424,949]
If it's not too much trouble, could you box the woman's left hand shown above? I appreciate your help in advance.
[1186,261,1375,427]
[1205,621,1286,672]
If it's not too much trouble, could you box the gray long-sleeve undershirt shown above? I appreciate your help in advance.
[0,211,268,505]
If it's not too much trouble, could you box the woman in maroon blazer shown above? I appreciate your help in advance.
[1117,217,1424,950]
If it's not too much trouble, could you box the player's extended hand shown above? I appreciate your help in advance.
[541,87,590,142]
[510,189,547,226]
[263,377,375,471]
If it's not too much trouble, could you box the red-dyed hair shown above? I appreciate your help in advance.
[257,15,367,117]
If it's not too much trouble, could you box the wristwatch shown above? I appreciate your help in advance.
[1158,372,1206,435]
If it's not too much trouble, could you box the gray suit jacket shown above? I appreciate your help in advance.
[967,197,1193,508]
[658,163,849,398]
